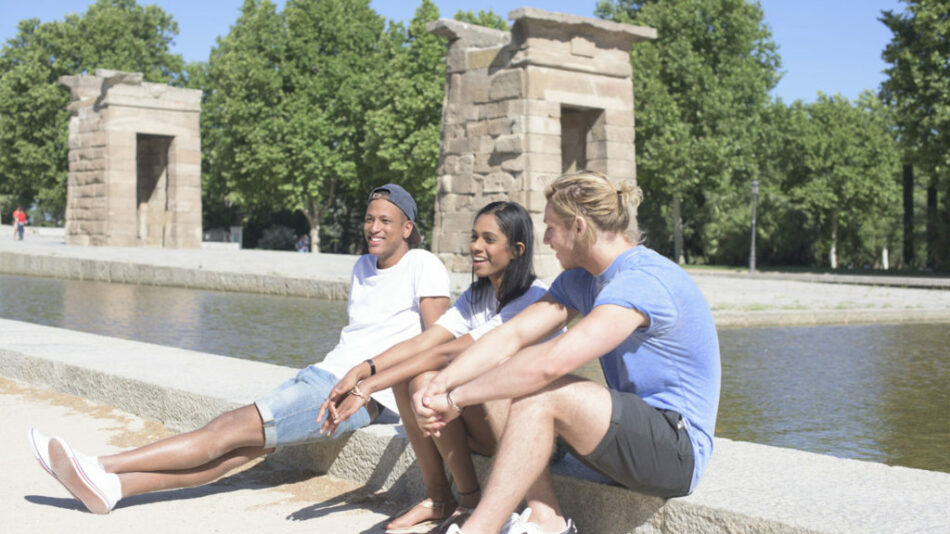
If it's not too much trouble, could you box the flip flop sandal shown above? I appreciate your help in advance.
[385,498,457,533]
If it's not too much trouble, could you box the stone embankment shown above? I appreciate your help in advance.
[3,319,949,533]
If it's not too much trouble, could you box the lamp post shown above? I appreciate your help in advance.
[749,180,759,273]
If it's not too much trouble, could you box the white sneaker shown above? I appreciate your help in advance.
[28,428,56,477]
[501,508,577,534]
[500,507,533,534]
[48,436,122,514]
[445,525,463,534]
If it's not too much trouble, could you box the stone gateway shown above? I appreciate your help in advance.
[428,8,655,277]
[59,69,202,248]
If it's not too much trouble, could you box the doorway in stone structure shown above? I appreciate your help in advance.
[136,134,173,247]
[560,106,603,173]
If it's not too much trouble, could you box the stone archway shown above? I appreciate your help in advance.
[60,70,202,248]
[428,8,655,277]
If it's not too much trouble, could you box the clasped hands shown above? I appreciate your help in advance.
[411,376,461,438]
[316,369,368,436]
[316,370,462,437]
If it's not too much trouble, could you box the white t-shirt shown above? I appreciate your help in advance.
[315,249,450,411]
[436,279,549,341]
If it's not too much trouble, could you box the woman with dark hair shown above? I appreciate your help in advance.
[319,201,547,532]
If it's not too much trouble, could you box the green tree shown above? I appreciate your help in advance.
[453,9,509,31]
[596,0,780,264]
[280,0,387,252]
[781,93,900,268]
[880,0,950,269]
[201,0,287,234]
[0,0,184,220]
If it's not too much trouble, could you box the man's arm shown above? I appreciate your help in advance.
[419,296,450,329]
[452,304,646,406]
[317,295,449,427]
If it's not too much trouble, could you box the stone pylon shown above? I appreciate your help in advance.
[428,8,655,277]
[59,69,202,248]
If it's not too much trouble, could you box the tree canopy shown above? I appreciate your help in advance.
[596,0,781,264]
[880,0,950,268]
[0,0,184,219]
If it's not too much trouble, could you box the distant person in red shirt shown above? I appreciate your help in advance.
[12,206,27,240]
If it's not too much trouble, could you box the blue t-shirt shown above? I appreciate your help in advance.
[548,245,720,492]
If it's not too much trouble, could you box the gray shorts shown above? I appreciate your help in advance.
[569,389,694,498]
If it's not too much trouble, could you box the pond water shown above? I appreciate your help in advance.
[1,274,947,473]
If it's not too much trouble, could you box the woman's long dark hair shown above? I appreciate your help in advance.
[470,201,536,313]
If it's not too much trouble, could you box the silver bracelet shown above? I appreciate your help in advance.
[446,390,463,415]
[350,383,368,404]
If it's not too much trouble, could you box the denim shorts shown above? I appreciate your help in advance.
[254,366,373,448]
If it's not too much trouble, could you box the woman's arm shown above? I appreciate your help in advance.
[320,333,476,434]
[316,301,452,428]
[414,295,572,413]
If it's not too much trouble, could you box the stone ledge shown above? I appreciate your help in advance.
[2,318,948,533]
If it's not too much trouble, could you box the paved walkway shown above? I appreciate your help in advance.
[2,225,949,326]
[3,376,396,533]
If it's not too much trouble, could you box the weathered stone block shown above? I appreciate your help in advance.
[465,120,489,138]
[500,154,525,173]
[487,117,524,136]
[445,123,467,141]
[525,68,595,100]
[603,110,634,127]
[590,124,634,144]
[571,36,596,58]
[467,48,502,70]
[526,116,561,136]
[524,153,563,175]
[449,173,477,195]
[489,70,524,101]
[459,154,475,173]
[459,71,491,103]
[594,78,634,105]
[525,169,561,191]
[588,141,636,160]
[473,153,493,174]
[525,99,561,118]
[483,171,515,193]
[494,134,524,154]
[444,155,461,175]
[444,137,471,155]
[526,134,561,155]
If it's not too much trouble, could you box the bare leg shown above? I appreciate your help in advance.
[415,372,507,511]
[387,378,455,529]
[118,446,271,498]
[100,404,266,474]
[462,376,613,534]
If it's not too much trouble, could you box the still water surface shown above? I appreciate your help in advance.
[1,274,947,473]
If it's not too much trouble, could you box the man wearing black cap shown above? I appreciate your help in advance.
[31,183,451,515]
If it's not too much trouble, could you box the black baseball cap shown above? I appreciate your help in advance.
[367,183,422,244]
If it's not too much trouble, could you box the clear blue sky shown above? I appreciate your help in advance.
[0,0,904,103]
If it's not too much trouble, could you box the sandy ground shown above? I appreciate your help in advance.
[2,377,405,534]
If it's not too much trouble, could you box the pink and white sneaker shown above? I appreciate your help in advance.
[48,436,121,514]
